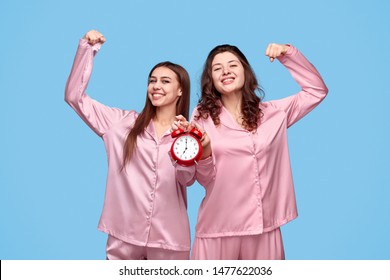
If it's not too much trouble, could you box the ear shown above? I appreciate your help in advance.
[178,89,182,96]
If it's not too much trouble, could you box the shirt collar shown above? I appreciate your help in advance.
[144,120,171,142]
[220,106,247,131]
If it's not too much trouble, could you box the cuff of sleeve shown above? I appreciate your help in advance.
[79,38,102,53]
[175,163,196,173]
[198,155,213,166]
[277,44,297,63]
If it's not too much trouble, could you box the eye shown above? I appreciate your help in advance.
[162,80,170,84]
[230,64,238,68]
[213,67,222,72]
[148,79,156,84]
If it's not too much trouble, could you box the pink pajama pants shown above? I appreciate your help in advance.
[106,235,190,260]
[191,228,285,260]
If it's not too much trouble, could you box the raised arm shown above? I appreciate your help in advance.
[265,43,328,127]
[65,30,105,108]
[65,30,129,136]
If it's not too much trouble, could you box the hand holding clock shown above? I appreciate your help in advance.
[172,115,212,160]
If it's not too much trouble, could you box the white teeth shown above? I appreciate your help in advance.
[222,78,234,83]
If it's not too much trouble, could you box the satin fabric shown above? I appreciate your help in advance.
[191,228,285,260]
[190,45,328,239]
[65,39,214,252]
[106,235,190,260]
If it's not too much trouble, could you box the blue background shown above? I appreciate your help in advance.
[1,0,389,260]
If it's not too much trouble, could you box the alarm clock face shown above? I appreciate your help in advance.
[172,135,201,161]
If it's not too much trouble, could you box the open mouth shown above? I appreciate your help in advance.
[151,92,165,97]
[221,77,234,84]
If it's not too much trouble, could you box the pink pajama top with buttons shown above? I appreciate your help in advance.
[65,39,214,251]
[191,45,328,238]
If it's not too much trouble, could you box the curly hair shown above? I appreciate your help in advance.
[196,44,264,131]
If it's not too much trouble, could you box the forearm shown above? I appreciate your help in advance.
[195,156,215,187]
[175,151,215,188]
[201,143,212,159]
[64,39,101,108]
[278,45,328,99]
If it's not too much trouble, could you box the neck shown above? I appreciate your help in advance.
[154,107,176,125]
[221,91,243,116]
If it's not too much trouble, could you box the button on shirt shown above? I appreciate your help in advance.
[65,39,215,251]
[191,45,328,238]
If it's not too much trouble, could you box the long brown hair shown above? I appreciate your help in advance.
[196,44,264,131]
[122,62,190,168]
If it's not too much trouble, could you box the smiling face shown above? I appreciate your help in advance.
[147,66,182,109]
[211,51,245,96]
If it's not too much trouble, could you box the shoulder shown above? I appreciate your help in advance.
[125,109,139,120]
[259,100,288,114]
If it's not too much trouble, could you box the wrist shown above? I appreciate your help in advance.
[283,44,290,54]
[201,144,212,159]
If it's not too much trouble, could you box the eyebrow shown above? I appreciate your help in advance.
[149,76,172,80]
[212,60,240,67]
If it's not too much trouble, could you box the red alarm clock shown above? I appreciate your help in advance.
[170,127,203,166]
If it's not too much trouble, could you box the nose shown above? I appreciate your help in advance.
[152,81,161,90]
[222,68,230,75]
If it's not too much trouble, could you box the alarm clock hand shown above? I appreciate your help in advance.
[180,138,188,157]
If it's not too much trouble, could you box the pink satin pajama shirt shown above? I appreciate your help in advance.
[191,45,328,239]
[65,39,213,252]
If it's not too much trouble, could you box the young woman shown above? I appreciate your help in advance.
[174,43,328,259]
[65,30,213,260]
